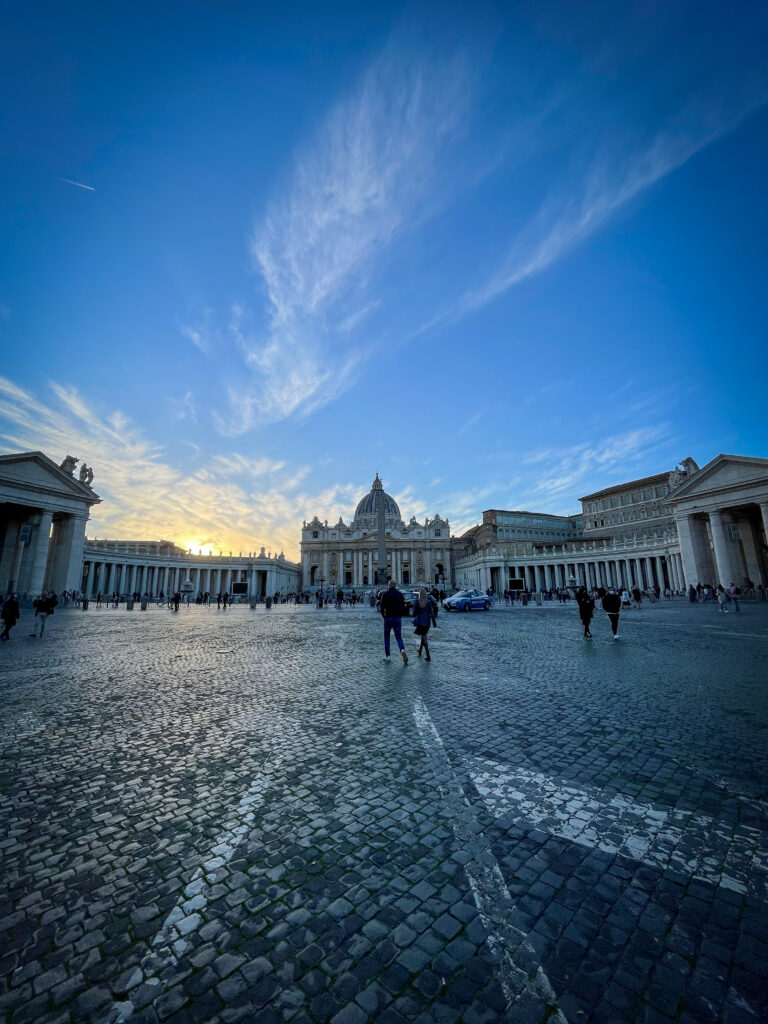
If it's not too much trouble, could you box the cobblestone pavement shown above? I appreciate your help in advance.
[1,599,767,1024]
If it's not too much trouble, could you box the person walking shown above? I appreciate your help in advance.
[429,586,440,628]
[728,583,741,613]
[30,591,57,638]
[599,587,622,640]
[1,594,20,641]
[576,586,595,639]
[380,578,408,665]
[413,589,437,661]
[716,585,729,612]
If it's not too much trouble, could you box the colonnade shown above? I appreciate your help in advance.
[1,511,88,596]
[458,551,686,594]
[676,504,768,588]
[81,556,299,598]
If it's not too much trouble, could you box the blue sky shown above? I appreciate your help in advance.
[1,1,767,557]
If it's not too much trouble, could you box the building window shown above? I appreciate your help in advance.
[434,530,441,537]
[312,531,318,538]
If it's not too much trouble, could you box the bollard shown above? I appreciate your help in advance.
[127,599,134,610]
[82,598,89,611]
[141,596,148,610]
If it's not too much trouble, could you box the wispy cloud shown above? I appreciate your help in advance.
[517,425,672,507]
[0,376,358,558]
[213,41,474,433]
[177,305,223,356]
[456,409,485,437]
[454,91,767,317]
[58,177,95,191]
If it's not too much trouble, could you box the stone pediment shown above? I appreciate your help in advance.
[0,450,101,505]
[667,454,768,503]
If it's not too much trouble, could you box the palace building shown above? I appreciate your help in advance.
[300,474,451,590]
[453,454,768,594]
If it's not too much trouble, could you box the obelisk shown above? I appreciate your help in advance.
[376,475,387,585]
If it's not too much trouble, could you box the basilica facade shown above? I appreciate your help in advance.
[300,475,451,590]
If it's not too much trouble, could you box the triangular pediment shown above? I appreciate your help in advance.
[0,450,101,504]
[668,454,768,501]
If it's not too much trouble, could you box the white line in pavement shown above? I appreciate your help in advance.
[110,709,305,1023]
[412,697,568,1023]
[110,766,280,1023]
[470,758,768,897]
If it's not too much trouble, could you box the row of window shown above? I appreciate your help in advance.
[583,486,669,514]
[498,528,583,541]
[305,551,443,562]
[310,529,441,539]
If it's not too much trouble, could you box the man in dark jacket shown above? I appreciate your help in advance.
[599,587,622,640]
[1,594,21,640]
[380,579,408,664]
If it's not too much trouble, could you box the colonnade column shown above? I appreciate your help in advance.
[655,556,665,589]
[671,552,684,593]
[28,512,53,595]
[708,511,734,586]
[675,515,700,589]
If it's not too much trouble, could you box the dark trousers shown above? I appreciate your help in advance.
[383,617,404,655]
[608,613,620,636]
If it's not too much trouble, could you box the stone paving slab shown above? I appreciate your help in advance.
[0,599,767,1024]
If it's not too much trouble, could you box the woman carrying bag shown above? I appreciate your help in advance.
[413,589,437,661]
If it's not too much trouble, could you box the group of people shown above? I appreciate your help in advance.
[687,582,752,611]
[575,587,623,640]
[0,591,58,641]
[379,580,438,664]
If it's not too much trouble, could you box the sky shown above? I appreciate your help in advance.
[1,0,767,559]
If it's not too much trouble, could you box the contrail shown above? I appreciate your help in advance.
[59,177,95,191]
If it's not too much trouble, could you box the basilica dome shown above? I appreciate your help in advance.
[353,474,402,526]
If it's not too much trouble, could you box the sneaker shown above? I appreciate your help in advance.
[614,634,620,640]
[383,655,391,661]
[401,650,409,666]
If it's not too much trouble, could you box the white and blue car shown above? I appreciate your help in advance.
[444,589,491,612]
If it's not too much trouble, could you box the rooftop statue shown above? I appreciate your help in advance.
[60,455,78,475]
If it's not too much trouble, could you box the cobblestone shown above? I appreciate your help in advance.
[1,600,767,1023]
